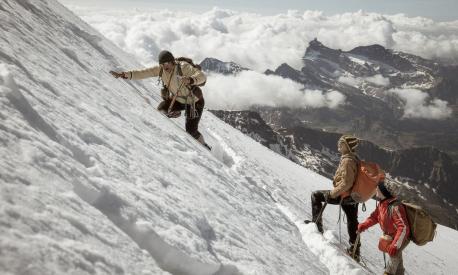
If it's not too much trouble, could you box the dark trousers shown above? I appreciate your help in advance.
[157,97,205,140]
[311,190,359,244]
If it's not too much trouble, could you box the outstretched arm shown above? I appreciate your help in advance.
[110,66,161,80]
[358,207,379,232]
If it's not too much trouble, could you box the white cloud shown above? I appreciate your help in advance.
[338,75,360,87]
[338,74,390,87]
[365,75,390,86]
[387,88,452,119]
[204,71,346,110]
[72,7,458,72]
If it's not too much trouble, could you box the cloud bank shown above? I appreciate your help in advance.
[204,71,345,110]
[387,88,452,119]
[73,7,458,71]
[69,6,454,113]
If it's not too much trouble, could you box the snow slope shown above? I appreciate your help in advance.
[0,0,457,274]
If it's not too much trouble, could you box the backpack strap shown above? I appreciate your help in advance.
[176,62,183,77]
[175,61,199,118]
[175,58,206,87]
[157,67,164,87]
[158,65,178,88]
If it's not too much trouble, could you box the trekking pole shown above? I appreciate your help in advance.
[338,200,343,244]
[352,232,361,259]
[383,252,386,269]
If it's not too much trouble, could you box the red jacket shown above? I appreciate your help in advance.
[359,197,410,249]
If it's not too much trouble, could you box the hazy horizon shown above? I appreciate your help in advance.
[59,0,458,21]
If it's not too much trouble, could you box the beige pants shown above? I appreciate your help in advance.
[385,240,410,275]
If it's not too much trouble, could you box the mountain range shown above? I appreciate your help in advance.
[202,41,458,228]
[203,39,458,159]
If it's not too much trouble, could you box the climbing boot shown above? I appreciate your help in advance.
[304,219,324,234]
[346,242,361,262]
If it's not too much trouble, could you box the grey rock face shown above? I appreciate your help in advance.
[263,40,458,160]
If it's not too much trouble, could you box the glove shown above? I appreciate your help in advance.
[323,190,331,202]
[110,71,128,79]
[387,244,398,256]
[357,223,367,233]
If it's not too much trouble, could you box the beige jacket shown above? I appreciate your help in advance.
[330,153,358,199]
[127,61,206,104]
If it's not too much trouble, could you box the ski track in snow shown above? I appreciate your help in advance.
[1,1,458,275]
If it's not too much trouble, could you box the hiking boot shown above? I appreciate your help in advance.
[166,111,181,118]
[196,135,211,150]
[346,242,361,262]
[304,220,323,234]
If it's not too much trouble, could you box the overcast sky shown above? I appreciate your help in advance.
[59,0,457,21]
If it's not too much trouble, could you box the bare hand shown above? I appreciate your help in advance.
[110,71,128,79]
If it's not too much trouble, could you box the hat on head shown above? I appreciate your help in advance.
[158,50,175,64]
[339,135,359,152]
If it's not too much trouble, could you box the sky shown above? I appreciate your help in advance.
[59,0,458,21]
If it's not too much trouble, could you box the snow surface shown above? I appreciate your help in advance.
[1,0,458,274]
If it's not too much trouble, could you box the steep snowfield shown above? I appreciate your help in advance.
[0,1,457,274]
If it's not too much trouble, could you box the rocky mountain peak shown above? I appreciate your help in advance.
[349,44,414,71]
[308,38,325,50]
[305,38,342,59]
[199,57,249,75]
[274,63,302,79]
[349,44,388,57]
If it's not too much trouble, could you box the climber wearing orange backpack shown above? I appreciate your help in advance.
[304,135,361,260]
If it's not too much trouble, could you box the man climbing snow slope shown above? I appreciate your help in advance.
[111,50,210,150]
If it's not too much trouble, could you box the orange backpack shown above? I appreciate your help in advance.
[350,160,385,203]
